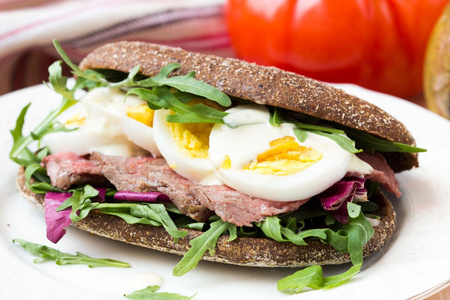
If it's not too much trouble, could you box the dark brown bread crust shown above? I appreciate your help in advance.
[79,41,418,172]
[17,168,396,267]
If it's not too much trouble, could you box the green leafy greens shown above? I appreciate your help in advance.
[9,59,80,195]
[344,127,427,153]
[258,202,374,267]
[56,185,188,241]
[173,219,237,277]
[127,86,228,124]
[277,263,362,293]
[137,62,231,107]
[13,239,130,268]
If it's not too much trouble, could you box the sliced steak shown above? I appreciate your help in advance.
[193,185,308,227]
[90,152,307,226]
[42,151,393,227]
[356,152,401,197]
[41,152,109,190]
[90,152,214,222]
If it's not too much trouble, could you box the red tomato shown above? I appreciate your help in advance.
[225,0,449,99]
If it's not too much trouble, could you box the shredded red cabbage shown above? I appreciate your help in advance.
[113,191,170,202]
[95,188,106,203]
[44,189,170,243]
[44,188,106,244]
[44,191,72,243]
[318,177,367,224]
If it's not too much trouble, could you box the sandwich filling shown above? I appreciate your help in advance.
[39,84,403,230]
[44,87,376,203]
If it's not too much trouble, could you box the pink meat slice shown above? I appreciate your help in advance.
[90,152,307,226]
[40,150,399,227]
[356,152,401,197]
[41,152,109,190]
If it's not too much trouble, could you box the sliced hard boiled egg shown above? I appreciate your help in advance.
[43,87,160,157]
[208,105,354,201]
[153,109,222,185]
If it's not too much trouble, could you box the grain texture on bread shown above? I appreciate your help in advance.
[79,41,418,172]
[17,167,396,267]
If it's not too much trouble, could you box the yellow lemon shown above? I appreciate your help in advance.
[424,3,450,119]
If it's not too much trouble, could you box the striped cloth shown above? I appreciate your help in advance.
[0,0,234,95]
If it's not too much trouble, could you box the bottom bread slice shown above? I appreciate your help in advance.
[17,167,396,267]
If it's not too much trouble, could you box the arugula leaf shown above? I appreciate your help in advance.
[293,128,308,143]
[289,119,361,153]
[257,216,344,247]
[269,107,284,126]
[257,201,374,266]
[128,87,228,124]
[13,239,130,268]
[172,219,235,276]
[138,62,231,107]
[323,263,362,289]
[257,216,285,242]
[54,185,188,241]
[109,65,141,87]
[53,40,106,85]
[341,202,374,265]
[125,286,196,300]
[10,101,76,166]
[99,203,188,240]
[344,127,427,153]
[57,185,99,222]
[24,163,48,185]
[310,131,362,154]
[277,263,362,293]
[54,39,144,90]
[24,163,61,194]
[10,56,78,168]
[289,116,425,155]
[46,61,77,101]
[292,121,345,134]
[53,40,85,78]
[277,265,324,292]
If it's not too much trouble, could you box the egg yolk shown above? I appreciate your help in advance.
[65,113,86,127]
[221,155,232,169]
[169,122,214,159]
[244,136,323,176]
[127,105,155,127]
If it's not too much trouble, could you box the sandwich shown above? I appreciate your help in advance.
[10,40,425,291]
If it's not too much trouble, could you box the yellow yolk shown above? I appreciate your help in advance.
[65,113,86,127]
[221,155,232,169]
[164,98,225,159]
[244,136,323,176]
[168,122,214,159]
[152,107,222,185]
[126,105,155,127]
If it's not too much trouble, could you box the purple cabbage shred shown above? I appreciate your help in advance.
[44,191,72,243]
[318,177,367,224]
[113,191,170,202]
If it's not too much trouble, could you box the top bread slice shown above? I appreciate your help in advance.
[79,41,418,172]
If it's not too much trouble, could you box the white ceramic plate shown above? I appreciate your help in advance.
[0,83,449,300]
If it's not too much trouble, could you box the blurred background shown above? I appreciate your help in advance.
[0,0,449,119]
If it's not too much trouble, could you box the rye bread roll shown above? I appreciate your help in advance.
[79,41,418,172]
[17,167,396,267]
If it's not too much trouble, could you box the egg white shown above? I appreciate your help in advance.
[153,109,222,185]
[43,87,160,157]
[208,105,355,201]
